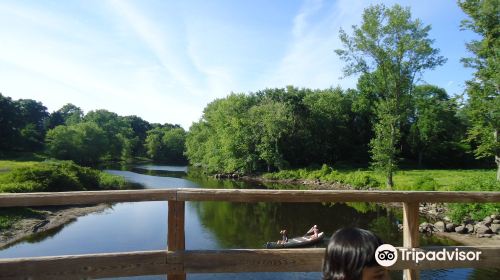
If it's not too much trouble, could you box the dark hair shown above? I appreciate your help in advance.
[322,228,383,280]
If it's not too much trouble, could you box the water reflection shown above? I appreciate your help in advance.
[0,165,498,280]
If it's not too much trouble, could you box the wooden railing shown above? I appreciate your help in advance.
[1,189,500,280]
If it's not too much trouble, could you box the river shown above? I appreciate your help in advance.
[0,165,498,280]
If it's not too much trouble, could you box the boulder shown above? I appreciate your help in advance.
[492,219,500,224]
[475,225,492,235]
[434,221,445,232]
[490,224,500,234]
[483,216,493,225]
[473,222,484,233]
[491,214,500,220]
[465,224,474,233]
[455,225,466,233]
[445,223,456,232]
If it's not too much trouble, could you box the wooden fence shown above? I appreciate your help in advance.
[1,189,500,280]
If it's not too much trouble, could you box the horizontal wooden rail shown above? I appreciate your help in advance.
[1,189,500,207]
[0,189,177,207]
[176,189,500,203]
[1,188,500,280]
[1,247,499,279]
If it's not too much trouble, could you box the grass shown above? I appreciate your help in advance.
[264,164,500,222]
[0,160,41,173]
[0,160,130,193]
[0,208,44,231]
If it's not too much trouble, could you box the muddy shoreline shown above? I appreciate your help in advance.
[0,204,110,249]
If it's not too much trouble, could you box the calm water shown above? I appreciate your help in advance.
[0,165,498,280]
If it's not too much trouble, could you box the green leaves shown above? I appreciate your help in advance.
[337,4,445,187]
[459,0,500,179]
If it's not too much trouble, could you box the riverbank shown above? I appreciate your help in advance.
[0,204,110,249]
[239,174,500,246]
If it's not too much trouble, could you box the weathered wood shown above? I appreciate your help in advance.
[176,189,500,203]
[1,247,498,279]
[0,189,177,207]
[0,250,180,280]
[1,189,499,208]
[167,200,186,280]
[403,202,420,280]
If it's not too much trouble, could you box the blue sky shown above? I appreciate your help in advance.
[0,0,477,129]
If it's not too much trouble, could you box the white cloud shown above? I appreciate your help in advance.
[259,0,367,90]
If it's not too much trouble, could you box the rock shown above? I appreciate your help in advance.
[443,216,451,222]
[455,225,466,233]
[490,224,500,234]
[434,221,445,232]
[420,222,429,228]
[477,234,494,238]
[473,222,484,233]
[465,224,474,233]
[483,216,493,225]
[475,225,492,235]
[491,214,500,220]
[492,219,500,224]
[445,223,456,232]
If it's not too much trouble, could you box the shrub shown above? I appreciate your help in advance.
[413,175,438,191]
[0,161,126,193]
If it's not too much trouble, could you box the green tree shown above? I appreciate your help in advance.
[250,99,293,171]
[45,122,108,164]
[0,93,21,152]
[58,103,83,125]
[84,110,132,160]
[408,85,463,167]
[15,99,49,151]
[459,0,500,180]
[335,4,446,187]
[145,127,187,163]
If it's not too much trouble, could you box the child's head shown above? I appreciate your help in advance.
[322,228,388,280]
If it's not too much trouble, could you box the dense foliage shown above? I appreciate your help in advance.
[186,85,475,174]
[459,0,500,180]
[0,161,129,193]
[335,4,446,187]
[0,94,187,164]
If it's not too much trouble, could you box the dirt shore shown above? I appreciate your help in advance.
[435,232,500,246]
[0,204,110,249]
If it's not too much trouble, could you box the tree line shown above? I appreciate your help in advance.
[187,2,499,185]
[0,96,187,164]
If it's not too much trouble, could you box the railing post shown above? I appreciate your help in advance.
[167,200,185,280]
[403,202,420,280]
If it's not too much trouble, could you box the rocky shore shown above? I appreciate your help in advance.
[417,202,500,244]
[0,204,110,249]
[234,175,500,245]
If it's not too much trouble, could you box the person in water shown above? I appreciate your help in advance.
[277,229,288,244]
[322,228,389,280]
[306,224,320,239]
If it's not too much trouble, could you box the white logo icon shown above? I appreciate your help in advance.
[375,244,398,267]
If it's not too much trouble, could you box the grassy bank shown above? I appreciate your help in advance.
[0,160,129,193]
[0,159,135,232]
[263,164,500,222]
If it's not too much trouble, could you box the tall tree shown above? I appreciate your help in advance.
[15,99,49,151]
[408,85,463,167]
[250,99,293,172]
[459,0,500,180]
[0,93,21,151]
[335,4,446,187]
